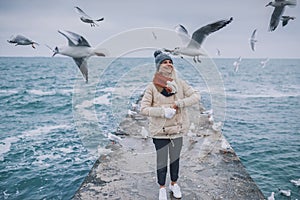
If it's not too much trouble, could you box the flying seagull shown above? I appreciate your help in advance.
[74,6,104,27]
[233,56,242,72]
[51,30,106,83]
[281,15,296,26]
[250,29,258,51]
[266,0,297,31]
[216,48,221,56]
[260,57,270,68]
[152,31,157,40]
[164,17,233,63]
[7,35,39,49]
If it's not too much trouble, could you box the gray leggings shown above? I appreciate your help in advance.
[153,137,183,186]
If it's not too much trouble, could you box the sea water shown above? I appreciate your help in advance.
[0,57,299,199]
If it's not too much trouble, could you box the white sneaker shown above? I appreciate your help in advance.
[159,187,167,200]
[169,183,182,198]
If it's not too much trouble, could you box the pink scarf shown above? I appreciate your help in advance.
[153,73,173,93]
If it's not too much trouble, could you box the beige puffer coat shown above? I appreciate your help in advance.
[140,76,200,139]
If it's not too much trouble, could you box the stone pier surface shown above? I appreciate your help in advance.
[73,105,265,200]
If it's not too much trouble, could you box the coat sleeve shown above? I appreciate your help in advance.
[175,80,200,108]
[140,84,165,117]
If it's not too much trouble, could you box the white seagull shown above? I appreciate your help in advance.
[164,17,233,63]
[51,30,106,83]
[290,178,300,186]
[233,56,242,72]
[250,29,258,51]
[278,189,291,197]
[106,132,122,144]
[74,6,104,27]
[7,35,39,49]
[281,15,296,27]
[267,192,275,200]
[216,48,221,56]
[266,0,297,31]
[260,57,270,68]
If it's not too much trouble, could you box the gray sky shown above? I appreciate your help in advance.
[0,0,299,58]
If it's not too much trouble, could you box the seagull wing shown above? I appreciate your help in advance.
[15,35,33,43]
[250,29,257,51]
[269,6,285,31]
[175,24,191,45]
[95,17,104,22]
[58,30,76,46]
[73,58,88,83]
[74,6,92,19]
[251,29,257,39]
[188,17,233,49]
[250,41,255,51]
[65,31,90,47]
[59,30,91,47]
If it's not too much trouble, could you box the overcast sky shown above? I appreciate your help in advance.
[0,0,299,58]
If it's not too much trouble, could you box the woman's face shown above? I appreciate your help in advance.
[159,59,173,74]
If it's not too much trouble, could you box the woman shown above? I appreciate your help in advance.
[140,50,200,200]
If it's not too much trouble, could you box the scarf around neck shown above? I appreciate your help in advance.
[153,72,174,97]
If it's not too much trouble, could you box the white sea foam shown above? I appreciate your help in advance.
[57,89,73,95]
[227,91,300,99]
[27,89,56,96]
[94,94,111,105]
[74,93,111,110]
[22,124,71,138]
[0,89,19,95]
[0,137,19,161]
[53,146,74,154]
[75,99,94,109]
[32,153,61,168]
[97,87,115,93]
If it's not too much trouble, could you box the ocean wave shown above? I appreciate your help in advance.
[32,153,62,168]
[27,89,57,96]
[74,94,111,110]
[94,94,111,105]
[22,124,71,138]
[0,136,19,161]
[0,89,19,95]
[226,92,300,99]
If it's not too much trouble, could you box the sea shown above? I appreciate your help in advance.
[0,57,299,200]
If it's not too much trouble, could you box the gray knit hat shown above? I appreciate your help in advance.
[154,50,173,71]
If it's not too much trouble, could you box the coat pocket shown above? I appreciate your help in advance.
[162,125,182,135]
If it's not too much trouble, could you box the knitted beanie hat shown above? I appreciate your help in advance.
[154,50,173,71]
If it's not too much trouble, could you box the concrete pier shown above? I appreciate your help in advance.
[73,105,265,200]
